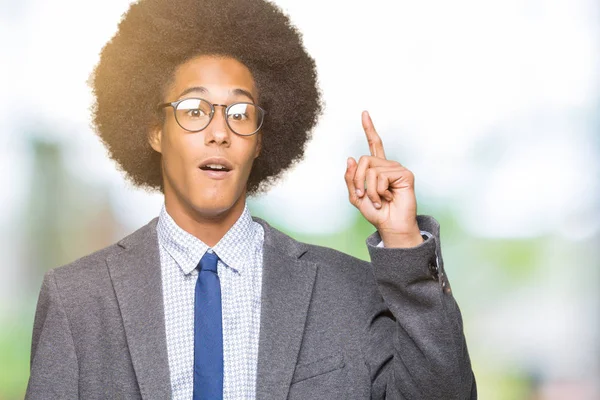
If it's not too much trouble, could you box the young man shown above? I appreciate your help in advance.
[26,0,476,399]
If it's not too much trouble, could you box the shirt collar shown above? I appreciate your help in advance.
[156,203,258,276]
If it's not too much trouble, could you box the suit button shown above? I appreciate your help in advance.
[429,262,439,280]
[442,279,452,293]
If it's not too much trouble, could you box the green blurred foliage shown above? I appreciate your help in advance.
[0,314,33,400]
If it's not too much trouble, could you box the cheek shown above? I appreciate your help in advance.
[161,130,197,175]
[164,121,200,154]
[240,142,261,171]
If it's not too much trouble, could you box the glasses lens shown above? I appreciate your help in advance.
[226,103,263,135]
[175,98,213,131]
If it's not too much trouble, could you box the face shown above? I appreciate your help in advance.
[149,55,262,221]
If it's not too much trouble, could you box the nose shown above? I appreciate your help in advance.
[204,105,231,146]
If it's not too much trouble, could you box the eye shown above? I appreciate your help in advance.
[186,108,206,118]
[176,98,212,120]
[228,103,254,122]
[229,112,248,121]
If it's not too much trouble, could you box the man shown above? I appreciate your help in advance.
[26,0,476,398]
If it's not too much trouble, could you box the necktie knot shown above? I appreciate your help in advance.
[199,251,219,273]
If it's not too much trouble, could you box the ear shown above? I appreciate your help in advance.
[148,127,163,154]
[254,132,262,159]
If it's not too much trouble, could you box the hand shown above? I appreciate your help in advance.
[344,111,423,248]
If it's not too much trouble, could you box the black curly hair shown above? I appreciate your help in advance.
[90,0,322,195]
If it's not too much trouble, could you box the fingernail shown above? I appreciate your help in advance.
[347,158,352,167]
[356,189,363,197]
[374,202,381,209]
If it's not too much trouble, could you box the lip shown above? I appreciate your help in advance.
[198,157,234,180]
[199,169,231,180]
[198,157,234,170]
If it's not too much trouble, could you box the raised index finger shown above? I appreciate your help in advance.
[362,110,387,159]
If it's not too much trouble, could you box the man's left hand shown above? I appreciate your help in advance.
[344,111,424,248]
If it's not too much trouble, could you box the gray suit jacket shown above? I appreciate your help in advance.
[26,215,476,399]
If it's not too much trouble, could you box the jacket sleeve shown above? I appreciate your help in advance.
[364,215,477,400]
[25,269,79,399]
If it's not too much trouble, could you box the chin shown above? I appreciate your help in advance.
[188,191,244,219]
[164,171,247,221]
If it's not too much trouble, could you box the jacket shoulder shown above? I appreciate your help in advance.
[49,217,159,286]
[253,216,372,278]
[302,241,369,269]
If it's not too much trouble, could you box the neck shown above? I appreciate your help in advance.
[164,194,247,248]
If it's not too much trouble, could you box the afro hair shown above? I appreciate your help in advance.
[90,0,323,194]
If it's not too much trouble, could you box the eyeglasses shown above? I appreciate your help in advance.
[157,98,265,136]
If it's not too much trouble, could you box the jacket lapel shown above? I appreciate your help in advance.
[254,219,318,400]
[106,218,171,400]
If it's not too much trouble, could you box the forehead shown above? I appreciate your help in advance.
[168,55,257,100]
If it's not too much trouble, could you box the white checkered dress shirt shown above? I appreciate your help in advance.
[157,204,264,400]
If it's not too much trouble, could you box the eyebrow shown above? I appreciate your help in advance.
[177,86,256,103]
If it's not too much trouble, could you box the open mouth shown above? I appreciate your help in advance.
[198,159,234,180]
[199,164,231,172]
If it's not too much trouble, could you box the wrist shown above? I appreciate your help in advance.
[379,229,424,248]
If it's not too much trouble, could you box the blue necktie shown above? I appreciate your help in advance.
[193,251,223,400]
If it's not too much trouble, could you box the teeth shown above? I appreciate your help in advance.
[205,164,227,170]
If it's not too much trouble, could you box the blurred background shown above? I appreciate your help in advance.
[1,0,598,398]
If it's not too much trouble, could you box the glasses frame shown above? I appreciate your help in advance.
[157,97,265,137]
